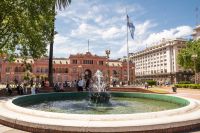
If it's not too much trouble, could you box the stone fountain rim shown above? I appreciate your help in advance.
[4,92,194,121]
[1,92,200,132]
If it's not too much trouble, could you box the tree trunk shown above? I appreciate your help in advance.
[48,5,55,87]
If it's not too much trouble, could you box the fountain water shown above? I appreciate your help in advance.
[89,70,111,104]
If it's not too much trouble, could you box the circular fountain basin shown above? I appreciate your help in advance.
[15,92,186,114]
[0,92,200,132]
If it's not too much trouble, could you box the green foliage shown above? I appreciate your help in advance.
[23,70,34,81]
[177,40,200,72]
[0,0,55,60]
[178,81,192,84]
[146,80,157,86]
[175,84,200,89]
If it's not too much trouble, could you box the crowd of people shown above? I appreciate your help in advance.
[5,79,42,96]
[3,78,121,96]
[53,78,91,92]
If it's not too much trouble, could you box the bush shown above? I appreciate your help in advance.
[175,84,200,89]
[178,81,192,84]
[146,80,157,86]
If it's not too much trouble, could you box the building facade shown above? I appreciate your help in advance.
[130,38,193,84]
[0,52,135,84]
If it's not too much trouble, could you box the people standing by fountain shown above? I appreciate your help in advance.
[31,83,36,95]
[23,82,28,94]
[54,82,60,92]
[78,78,84,91]
[6,83,12,95]
[145,82,149,89]
[85,79,90,91]
[16,83,23,95]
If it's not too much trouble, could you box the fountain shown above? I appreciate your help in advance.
[1,70,200,132]
[89,70,110,104]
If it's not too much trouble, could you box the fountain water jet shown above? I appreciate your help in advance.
[89,70,111,104]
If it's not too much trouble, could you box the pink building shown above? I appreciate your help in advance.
[0,52,135,84]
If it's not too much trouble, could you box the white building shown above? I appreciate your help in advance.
[130,38,193,84]
[192,25,200,40]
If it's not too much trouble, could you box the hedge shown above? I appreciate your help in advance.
[178,81,192,84]
[174,84,200,89]
[146,80,157,86]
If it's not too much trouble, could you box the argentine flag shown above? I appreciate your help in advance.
[127,15,135,40]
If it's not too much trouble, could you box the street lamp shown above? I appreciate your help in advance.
[191,54,198,84]
[105,50,110,85]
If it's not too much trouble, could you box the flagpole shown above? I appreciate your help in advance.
[126,9,130,85]
[88,39,89,52]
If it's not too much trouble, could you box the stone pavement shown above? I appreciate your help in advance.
[1,88,200,133]
[0,124,28,133]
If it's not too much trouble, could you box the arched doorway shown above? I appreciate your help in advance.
[84,69,92,80]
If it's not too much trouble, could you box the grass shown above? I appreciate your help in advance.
[148,87,171,94]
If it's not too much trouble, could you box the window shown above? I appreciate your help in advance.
[15,67,18,72]
[164,69,167,73]
[124,70,127,75]
[6,67,10,72]
[65,68,68,73]
[99,61,104,65]
[72,60,77,64]
[83,60,93,64]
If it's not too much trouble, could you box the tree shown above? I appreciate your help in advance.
[0,0,71,87]
[48,0,71,87]
[0,0,55,59]
[177,40,200,82]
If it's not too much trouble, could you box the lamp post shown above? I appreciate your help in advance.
[192,54,198,84]
[105,50,110,86]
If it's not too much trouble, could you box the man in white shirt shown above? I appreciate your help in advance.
[78,78,85,91]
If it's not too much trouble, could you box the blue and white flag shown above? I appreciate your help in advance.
[127,15,135,40]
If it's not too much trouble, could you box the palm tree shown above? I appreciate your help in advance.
[48,0,71,87]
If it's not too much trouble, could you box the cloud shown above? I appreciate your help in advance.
[135,20,156,36]
[118,25,193,56]
[53,0,193,59]
[144,26,193,46]
[118,20,156,55]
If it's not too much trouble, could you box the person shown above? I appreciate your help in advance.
[16,83,21,95]
[35,82,40,94]
[78,78,84,91]
[6,83,12,95]
[20,83,24,95]
[54,82,60,92]
[85,79,90,91]
[31,83,36,95]
[41,80,45,88]
[64,81,68,88]
[145,82,148,89]
[23,82,28,94]
[113,80,116,87]
[75,80,79,91]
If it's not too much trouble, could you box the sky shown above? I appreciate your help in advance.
[53,0,200,59]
